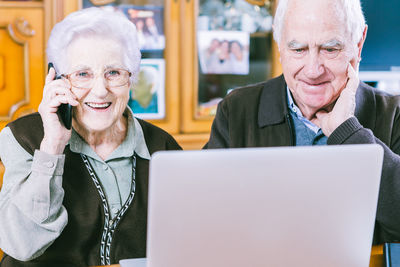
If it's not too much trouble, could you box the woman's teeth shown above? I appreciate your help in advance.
[86,102,111,109]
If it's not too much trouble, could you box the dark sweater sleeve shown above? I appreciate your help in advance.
[328,116,400,243]
[204,100,230,149]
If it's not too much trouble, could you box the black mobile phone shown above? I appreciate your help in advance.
[48,63,72,130]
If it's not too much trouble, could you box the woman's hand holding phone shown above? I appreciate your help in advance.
[38,65,79,155]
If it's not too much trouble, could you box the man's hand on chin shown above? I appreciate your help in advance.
[311,63,359,137]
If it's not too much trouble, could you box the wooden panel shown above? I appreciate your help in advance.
[0,7,45,131]
[180,0,213,133]
[147,0,180,134]
[173,133,208,150]
[0,25,27,119]
[370,245,383,267]
[271,40,282,78]
[271,0,282,77]
[0,160,3,259]
[0,55,4,90]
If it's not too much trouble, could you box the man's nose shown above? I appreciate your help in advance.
[303,52,325,79]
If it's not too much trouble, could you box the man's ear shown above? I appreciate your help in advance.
[357,25,368,60]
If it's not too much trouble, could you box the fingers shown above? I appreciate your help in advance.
[43,76,78,107]
[46,86,78,106]
[314,110,333,137]
[344,63,359,96]
[314,111,327,126]
[45,67,56,84]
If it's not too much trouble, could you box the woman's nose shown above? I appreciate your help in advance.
[90,76,109,98]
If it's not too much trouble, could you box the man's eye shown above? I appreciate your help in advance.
[294,48,304,53]
[324,48,338,53]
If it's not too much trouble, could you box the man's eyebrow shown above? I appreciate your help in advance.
[321,39,344,48]
[287,40,307,49]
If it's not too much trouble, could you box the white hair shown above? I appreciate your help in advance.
[46,7,141,82]
[273,0,366,46]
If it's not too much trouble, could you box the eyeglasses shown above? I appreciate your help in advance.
[61,68,132,89]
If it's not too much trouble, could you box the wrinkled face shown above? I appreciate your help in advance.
[65,35,130,134]
[279,0,363,117]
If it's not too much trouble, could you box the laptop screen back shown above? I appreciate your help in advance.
[147,145,383,267]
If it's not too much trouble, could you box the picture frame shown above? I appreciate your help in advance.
[128,59,165,120]
[198,30,250,75]
[81,2,165,52]
[119,5,165,51]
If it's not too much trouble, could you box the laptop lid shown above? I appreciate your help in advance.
[146,144,383,267]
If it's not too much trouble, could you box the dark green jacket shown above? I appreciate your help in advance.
[206,75,400,244]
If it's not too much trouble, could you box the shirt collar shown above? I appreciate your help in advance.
[68,106,151,161]
[286,86,321,134]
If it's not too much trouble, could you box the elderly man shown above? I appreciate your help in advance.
[205,0,400,244]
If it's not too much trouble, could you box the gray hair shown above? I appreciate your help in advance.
[46,7,141,82]
[273,0,366,46]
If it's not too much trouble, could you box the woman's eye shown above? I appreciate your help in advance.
[77,71,89,77]
[108,70,120,76]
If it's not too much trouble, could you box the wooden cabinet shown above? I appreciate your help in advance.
[0,1,49,199]
[0,0,280,148]
[0,3,49,255]
[178,0,281,147]
[0,1,45,130]
[0,0,280,186]
[62,0,280,149]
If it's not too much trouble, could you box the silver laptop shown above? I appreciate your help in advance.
[121,144,383,267]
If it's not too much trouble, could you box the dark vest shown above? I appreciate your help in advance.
[1,113,181,267]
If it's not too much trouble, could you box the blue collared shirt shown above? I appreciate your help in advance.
[286,87,327,146]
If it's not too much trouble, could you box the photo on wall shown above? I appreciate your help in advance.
[198,31,250,75]
[120,5,165,51]
[82,0,117,8]
[81,2,165,52]
[128,59,165,120]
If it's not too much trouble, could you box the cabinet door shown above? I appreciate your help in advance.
[0,3,44,187]
[0,5,45,130]
[0,2,45,259]
[74,0,180,134]
[181,0,278,133]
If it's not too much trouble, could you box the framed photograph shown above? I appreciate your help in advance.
[80,2,165,52]
[119,5,165,51]
[128,59,165,120]
[198,31,250,75]
[82,0,117,8]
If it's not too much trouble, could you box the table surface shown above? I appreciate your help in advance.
[93,245,385,267]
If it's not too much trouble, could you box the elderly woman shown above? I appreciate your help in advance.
[0,7,181,266]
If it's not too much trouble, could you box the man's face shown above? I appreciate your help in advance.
[279,0,364,118]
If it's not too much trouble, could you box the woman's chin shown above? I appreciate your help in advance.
[74,119,113,134]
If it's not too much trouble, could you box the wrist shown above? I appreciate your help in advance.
[40,136,67,155]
